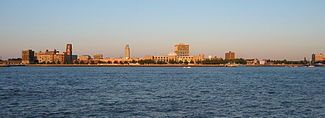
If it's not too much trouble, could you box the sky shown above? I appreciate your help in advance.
[0,0,324,60]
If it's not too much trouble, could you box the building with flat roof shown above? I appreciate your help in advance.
[93,54,103,60]
[143,43,204,63]
[78,55,92,63]
[225,51,235,60]
[174,43,189,56]
[22,49,35,64]
[35,44,76,64]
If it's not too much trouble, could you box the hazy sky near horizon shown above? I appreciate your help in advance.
[0,0,324,60]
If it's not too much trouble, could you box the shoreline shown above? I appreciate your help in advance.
[3,64,308,67]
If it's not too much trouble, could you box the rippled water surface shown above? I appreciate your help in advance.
[0,67,324,117]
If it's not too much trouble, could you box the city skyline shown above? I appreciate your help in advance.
[1,0,325,60]
[1,42,323,61]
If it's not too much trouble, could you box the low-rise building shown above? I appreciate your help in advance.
[78,55,92,63]
[7,58,22,65]
[93,54,103,60]
[36,49,59,64]
[246,59,259,65]
[34,44,77,64]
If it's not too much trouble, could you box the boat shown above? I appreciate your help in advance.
[308,65,315,68]
[315,63,325,67]
[183,67,191,69]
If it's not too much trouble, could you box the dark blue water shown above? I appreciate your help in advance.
[0,67,324,117]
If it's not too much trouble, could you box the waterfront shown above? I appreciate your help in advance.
[0,67,324,117]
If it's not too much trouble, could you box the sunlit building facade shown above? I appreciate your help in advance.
[22,49,35,64]
[225,51,235,60]
[312,53,325,63]
[174,43,189,56]
[125,44,130,59]
[36,44,76,64]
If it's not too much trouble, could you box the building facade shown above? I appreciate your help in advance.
[225,51,235,60]
[65,44,73,64]
[142,43,204,63]
[35,44,76,64]
[78,55,92,63]
[22,49,35,64]
[93,54,103,60]
[36,49,62,64]
[312,53,325,63]
[174,43,189,56]
[125,44,130,59]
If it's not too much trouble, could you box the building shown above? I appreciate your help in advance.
[7,58,22,65]
[22,49,35,64]
[246,59,259,65]
[65,44,73,64]
[78,55,92,63]
[144,54,204,63]
[312,53,325,63]
[142,43,204,64]
[174,43,189,56]
[259,60,267,65]
[125,44,130,59]
[93,54,103,60]
[36,49,66,64]
[225,51,235,60]
[35,44,76,64]
[36,49,59,64]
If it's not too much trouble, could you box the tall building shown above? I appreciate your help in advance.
[22,49,35,64]
[174,43,189,56]
[225,51,235,60]
[65,44,73,64]
[312,53,325,63]
[66,44,72,55]
[125,44,130,59]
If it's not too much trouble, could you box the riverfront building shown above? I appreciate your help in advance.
[144,43,204,63]
[93,54,103,60]
[22,50,35,64]
[225,51,235,60]
[174,43,189,56]
[35,44,76,64]
[78,55,92,63]
[312,53,325,63]
[125,44,130,59]
[65,44,73,64]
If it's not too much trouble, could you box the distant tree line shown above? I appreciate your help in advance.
[268,60,306,64]
[197,58,247,64]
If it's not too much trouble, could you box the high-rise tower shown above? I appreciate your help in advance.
[125,44,130,59]
[174,43,189,56]
[22,49,35,64]
[66,44,72,55]
[66,44,73,63]
[225,51,235,60]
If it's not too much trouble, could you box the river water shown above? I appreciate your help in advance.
[0,67,324,117]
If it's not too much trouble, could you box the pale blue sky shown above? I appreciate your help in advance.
[0,0,324,60]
